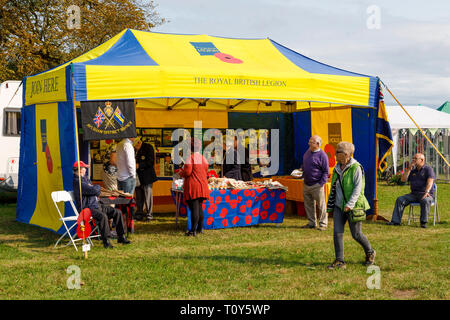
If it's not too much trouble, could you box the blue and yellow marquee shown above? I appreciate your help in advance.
[17,29,391,233]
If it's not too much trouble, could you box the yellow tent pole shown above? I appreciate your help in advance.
[381,81,450,167]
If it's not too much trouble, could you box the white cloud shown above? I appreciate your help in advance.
[153,0,450,107]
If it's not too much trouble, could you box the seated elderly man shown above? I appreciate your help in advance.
[387,153,435,228]
[73,161,131,248]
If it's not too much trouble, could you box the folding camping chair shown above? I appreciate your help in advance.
[408,184,440,226]
[52,190,101,251]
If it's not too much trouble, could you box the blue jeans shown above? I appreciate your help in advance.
[118,176,136,195]
[391,193,432,224]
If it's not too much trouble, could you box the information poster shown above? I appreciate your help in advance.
[155,148,173,177]
[141,128,162,148]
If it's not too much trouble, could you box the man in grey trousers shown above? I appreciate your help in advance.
[301,135,330,230]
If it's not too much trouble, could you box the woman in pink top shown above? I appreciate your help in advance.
[179,138,210,236]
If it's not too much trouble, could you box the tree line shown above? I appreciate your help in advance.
[0,0,166,82]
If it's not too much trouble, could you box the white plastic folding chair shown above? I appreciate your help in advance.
[408,184,440,226]
[52,190,100,251]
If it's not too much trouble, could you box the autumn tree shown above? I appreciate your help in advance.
[0,0,166,82]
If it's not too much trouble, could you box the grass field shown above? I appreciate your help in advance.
[0,183,448,300]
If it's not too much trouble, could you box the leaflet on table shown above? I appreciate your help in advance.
[207,177,288,191]
[172,178,184,191]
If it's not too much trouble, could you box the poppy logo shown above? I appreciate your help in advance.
[190,42,243,64]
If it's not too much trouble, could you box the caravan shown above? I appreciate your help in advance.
[0,80,22,192]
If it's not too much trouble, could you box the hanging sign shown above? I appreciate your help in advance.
[80,100,136,141]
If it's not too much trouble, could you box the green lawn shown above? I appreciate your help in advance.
[0,183,448,300]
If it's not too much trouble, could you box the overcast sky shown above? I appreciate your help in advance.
[152,0,450,108]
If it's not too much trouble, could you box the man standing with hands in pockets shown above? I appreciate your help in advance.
[301,135,330,231]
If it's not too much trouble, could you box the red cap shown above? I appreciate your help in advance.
[73,161,89,169]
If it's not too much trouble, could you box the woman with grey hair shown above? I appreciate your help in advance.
[326,141,376,269]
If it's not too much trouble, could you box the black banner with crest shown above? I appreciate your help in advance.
[80,100,136,141]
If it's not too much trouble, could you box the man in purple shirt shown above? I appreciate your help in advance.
[301,135,330,230]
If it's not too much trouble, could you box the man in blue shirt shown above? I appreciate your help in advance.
[387,153,435,228]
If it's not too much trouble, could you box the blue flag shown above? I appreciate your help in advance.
[376,87,393,172]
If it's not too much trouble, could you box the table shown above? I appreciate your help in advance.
[99,196,136,235]
[253,177,331,216]
[253,176,330,202]
[172,188,286,230]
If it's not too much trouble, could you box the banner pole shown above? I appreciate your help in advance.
[71,64,87,259]
[381,81,450,168]
[373,136,379,222]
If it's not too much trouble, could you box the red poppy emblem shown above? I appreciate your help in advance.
[276,203,284,213]
[214,52,243,64]
[220,208,228,218]
[260,211,268,220]
[208,204,217,214]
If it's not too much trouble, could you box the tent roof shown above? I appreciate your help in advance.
[386,105,450,129]
[24,29,378,109]
[437,101,450,113]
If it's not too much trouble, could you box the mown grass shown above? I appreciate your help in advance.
[0,183,448,300]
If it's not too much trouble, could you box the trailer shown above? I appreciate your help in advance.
[0,80,22,194]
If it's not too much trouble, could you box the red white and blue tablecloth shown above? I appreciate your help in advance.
[171,188,286,230]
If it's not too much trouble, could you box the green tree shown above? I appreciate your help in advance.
[0,0,166,82]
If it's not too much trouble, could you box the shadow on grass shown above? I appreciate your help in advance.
[0,218,63,249]
[134,212,292,235]
[166,252,331,269]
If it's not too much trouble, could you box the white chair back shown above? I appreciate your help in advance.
[51,190,73,203]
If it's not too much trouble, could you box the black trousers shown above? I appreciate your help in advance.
[187,198,205,233]
[90,205,126,242]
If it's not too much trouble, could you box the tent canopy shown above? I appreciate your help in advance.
[386,105,450,175]
[24,29,377,111]
[18,29,383,234]
[386,105,450,129]
[437,101,450,114]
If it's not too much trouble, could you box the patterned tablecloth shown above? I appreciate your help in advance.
[171,187,286,230]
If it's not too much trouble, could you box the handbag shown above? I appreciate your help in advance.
[337,173,366,223]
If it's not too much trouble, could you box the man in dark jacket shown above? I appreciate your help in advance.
[241,145,253,181]
[222,137,243,180]
[73,161,130,248]
[133,138,158,221]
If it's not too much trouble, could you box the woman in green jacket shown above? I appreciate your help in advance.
[326,142,376,269]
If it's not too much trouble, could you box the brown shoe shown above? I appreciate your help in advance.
[301,224,316,229]
[317,226,327,231]
[327,259,346,270]
[365,250,376,266]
